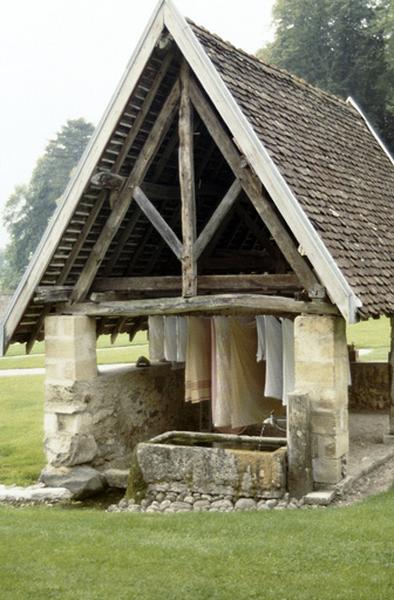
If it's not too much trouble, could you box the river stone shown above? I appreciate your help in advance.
[211,499,233,511]
[160,499,172,510]
[266,499,278,509]
[171,501,192,512]
[193,500,211,511]
[40,465,106,499]
[234,498,257,511]
[183,495,195,504]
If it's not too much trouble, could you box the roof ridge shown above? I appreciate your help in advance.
[187,19,354,114]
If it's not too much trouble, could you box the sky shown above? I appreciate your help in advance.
[0,0,275,249]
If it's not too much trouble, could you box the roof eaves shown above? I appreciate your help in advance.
[164,0,361,323]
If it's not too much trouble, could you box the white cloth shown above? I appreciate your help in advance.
[211,317,232,428]
[256,316,266,362]
[176,317,187,363]
[148,316,165,361]
[164,316,178,362]
[281,318,295,406]
[264,316,283,401]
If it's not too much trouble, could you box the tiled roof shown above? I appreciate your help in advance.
[191,23,394,318]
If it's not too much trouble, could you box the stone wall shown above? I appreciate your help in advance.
[349,362,390,411]
[44,364,201,474]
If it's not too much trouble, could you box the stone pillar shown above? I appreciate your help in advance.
[293,315,349,487]
[44,316,98,468]
[384,316,394,444]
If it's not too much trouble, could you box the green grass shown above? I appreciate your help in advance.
[347,316,390,361]
[0,489,393,600]
[0,375,44,484]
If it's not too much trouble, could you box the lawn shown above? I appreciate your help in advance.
[0,489,393,600]
[0,375,44,484]
[347,316,390,361]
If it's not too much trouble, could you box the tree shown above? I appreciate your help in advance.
[259,0,394,152]
[1,119,94,290]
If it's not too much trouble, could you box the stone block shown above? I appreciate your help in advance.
[295,362,335,390]
[294,316,336,363]
[40,465,106,499]
[57,412,93,435]
[312,457,343,484]
[304,490,335,506]
[45,432,98,467]
[313,432,348,459]
[44,412,58,436]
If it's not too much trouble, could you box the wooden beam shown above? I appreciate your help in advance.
[133,186,182,259]
[63,293,339,318]
[189,79,319,293]
[92,273,300,293]
[179,62,197,297]
[194,179,242,259]
[71,79,180,303]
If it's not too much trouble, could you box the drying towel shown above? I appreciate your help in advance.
[148,316,165,362]
[211,317,232,428]
[264,316,283,401]
[176,317,187,363]
[185,317,212,403]
[256,316,266,362]
[164,316,178,362]
[281,318,295,406]
[228,317,268,428]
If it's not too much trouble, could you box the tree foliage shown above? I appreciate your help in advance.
[259,0,394,151]
[1,119,94,291]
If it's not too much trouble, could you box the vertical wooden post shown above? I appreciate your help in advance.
[179,62,197,297]
[287,392,313,498]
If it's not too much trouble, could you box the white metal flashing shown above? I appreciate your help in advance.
[346,96,394,167]
[164,0,361,323]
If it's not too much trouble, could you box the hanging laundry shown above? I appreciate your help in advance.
[211,317,232,428]
[148,316,165,362]
[228,317,268,428]
[256,315,266,362]
[185,317,212,403]
[176,317,187,363]
[164,316,178,362]
[281,318,295,406]
[264,316,283,401]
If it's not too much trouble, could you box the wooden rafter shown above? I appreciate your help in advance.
[194,179,242,259]
[71,78,181,303]
[188,79,319,294]
[179,62,197,297]
[133,186,182,259]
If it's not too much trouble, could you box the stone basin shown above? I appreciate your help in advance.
[127,431,287,500]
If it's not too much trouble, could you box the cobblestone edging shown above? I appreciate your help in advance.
[107,491,320,514]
